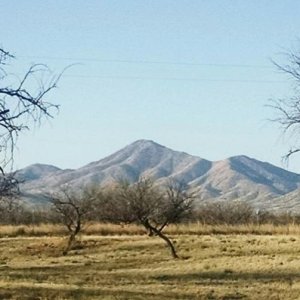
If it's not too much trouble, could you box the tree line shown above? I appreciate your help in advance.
[1,178,300,258]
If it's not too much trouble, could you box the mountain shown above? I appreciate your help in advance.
[262,189,300,213]
[19,140,210,193]
[17,139,300,210]
[16,164,61,182]
[191,155,300,206]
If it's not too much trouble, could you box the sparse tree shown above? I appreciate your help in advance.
[0,196,23,225]
[51,187,97,255]
[197,200,254,225]
[0,48,60,169]
[103,178,195,259]
[270,49,300,161]
[0,47,61,222]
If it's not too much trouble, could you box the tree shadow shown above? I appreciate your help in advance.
[153,270,298,285]
[0,285,196,300]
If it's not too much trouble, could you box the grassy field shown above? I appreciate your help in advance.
[1,224,300,299]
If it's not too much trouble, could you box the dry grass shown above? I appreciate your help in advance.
[166,222,300,235]
[1,225,300,299]
[1,222,300,238]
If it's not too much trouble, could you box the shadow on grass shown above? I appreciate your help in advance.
[1,258,157,277]
[0,285,197,300]
[2,267,299,299]
[153,270,298,285]
[3,264,300,285]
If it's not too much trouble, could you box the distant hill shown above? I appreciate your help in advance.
[16,139,300,210]
[16,164,61,182]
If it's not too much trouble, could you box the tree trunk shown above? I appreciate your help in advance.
[63,220,80,255]
[156,230,178,258]
[63,233,75,255]
[151,226,178,259]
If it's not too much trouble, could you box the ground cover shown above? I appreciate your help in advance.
[0,225,300,299]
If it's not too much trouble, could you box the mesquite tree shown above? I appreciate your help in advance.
[0,48,60,168]
[270,49,300,161]
[0,47,61,201]
[51,187,97,255]
[104,178,195,259]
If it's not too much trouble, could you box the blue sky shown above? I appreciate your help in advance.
[1,0,300,171]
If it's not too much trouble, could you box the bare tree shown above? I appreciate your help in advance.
[0,172,19,197]
[0,47,62,202]
[0,196,23,225]
[147,179,194,258]
[51,187,97,255]
[0,48,61,168]
[104,178,195,259]
[196,200,254,225]
[270,49,300,161]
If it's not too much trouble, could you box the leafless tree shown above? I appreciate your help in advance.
[0,196,23,225]
[0,171,23,224]
[197,200,254,225]
[0,47,62,202]
[103,178,195,259]
[51,187,97,255]
[270,49,300,161]
[0,48,61,168]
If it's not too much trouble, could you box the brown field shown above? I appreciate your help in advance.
[1,223,300,299]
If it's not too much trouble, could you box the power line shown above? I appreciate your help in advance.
[19,55,272,69]
[63,74,286,83]
[16,54,284,83]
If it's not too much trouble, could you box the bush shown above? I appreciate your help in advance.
[196,201,255,225]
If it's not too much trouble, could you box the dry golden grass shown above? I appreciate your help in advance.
[1,224,300,299]
[166,222,300,235]
[1,222,300,237]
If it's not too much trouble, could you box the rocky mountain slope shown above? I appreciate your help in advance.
[16,139,300,210]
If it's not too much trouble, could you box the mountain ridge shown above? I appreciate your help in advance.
[16,139,300,210]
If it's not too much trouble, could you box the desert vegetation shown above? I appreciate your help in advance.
[98,178,195,258]
[50,187,98,255]
[0,183,300,299]
[1,224,300,299]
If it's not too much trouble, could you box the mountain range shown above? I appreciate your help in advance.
[16,139,300,211]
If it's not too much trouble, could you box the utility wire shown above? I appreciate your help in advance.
[17,55,285,83]
[19,55,272,69]
[63,74,286,83]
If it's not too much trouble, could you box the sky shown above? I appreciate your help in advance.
[1,0,300,172]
